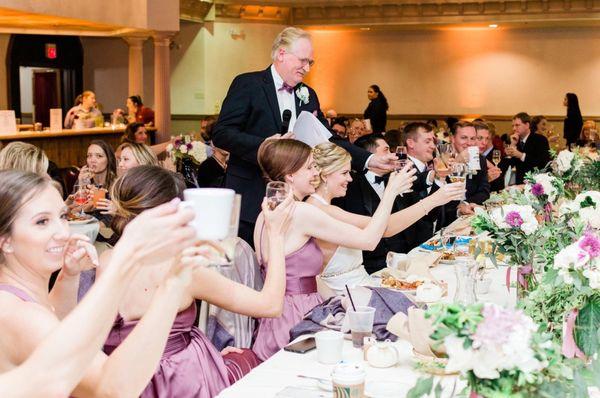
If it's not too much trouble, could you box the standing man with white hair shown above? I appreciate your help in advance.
[213,27,397,247]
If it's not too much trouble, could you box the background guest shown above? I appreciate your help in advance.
[348,118,368,143]
[121,121,170,156]
[563,93,583,147]
[325,109,338,126]
[363,84,388,134]
[79,140,117,191]
[475,121,507,192]
[196,119,228,188]
[117,142,159,175]
[505,112,551,184]
[578,120,598,147]
[64,91,102,129]
[532,115,561,151]
[330,117,348,139]
[126,95,155,126]
[384,128,402,153]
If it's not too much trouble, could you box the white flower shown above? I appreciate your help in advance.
[555,150,575,173]
[472,347,502,379]
[444,335,475,375]
[527,173,558,202]
[166,143,174,153]
[490,204,539,235]
[296,85,310,105]
[179,145,188,154]
[564,191,600,229]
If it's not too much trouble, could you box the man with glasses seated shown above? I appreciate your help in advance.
[213,27,397,247]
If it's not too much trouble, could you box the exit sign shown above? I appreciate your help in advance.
[45,43,57,59]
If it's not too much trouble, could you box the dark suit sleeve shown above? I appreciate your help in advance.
[212,75,266,165]
[467,156,491,205]
[524,134,551,171]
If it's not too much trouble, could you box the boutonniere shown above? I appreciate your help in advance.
[295,85,310,105]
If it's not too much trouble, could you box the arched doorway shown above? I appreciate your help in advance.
[7,34,83,126]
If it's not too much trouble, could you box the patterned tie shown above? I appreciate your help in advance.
[278,82,294,94]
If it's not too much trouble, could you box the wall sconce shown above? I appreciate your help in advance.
[229,28,246,40]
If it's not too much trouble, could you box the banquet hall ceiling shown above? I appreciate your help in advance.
[182,0,600,30]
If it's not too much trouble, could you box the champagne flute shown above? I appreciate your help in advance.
[266,181,291,210]
[492,150,501,166]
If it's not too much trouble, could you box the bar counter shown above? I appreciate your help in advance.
[0,127,156,167]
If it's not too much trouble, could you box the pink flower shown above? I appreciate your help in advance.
[579,232,600,258]
[472,305,531,348]
[505,211,524,228]
[531,183,545,197]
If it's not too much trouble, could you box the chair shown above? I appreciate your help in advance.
[198,238,263,350]
[57,166,80,197]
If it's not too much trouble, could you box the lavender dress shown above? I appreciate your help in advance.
[252,237,324,360]
[104,302,231,398]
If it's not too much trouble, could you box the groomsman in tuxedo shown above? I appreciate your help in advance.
[332,134,404,274]
[441,121,490,226]
[213,27,396,246]
[474,121,508,192]
[505,112,551,184]
[396,122,443,251]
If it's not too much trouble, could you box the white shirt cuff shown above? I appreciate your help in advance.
[520,153,526,162]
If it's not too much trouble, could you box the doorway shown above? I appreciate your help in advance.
[19,67,61,125]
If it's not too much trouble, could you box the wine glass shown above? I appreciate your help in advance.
[72,183,88,217]
[450,163,468,201]
[492,150,501,166]
[395,146,408,170]
[266,181,291,210]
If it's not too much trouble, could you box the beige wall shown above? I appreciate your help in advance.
[0,34,9,110]
[305,26,600,119]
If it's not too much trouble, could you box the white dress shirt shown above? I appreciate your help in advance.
[271,65,297,131]
[364,171,386,199]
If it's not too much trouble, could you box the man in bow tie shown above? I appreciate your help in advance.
[213,27,397,247]
[505,112,551,184]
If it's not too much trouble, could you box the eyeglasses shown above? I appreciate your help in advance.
[287,51,315,67]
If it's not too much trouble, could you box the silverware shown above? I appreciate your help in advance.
[297,374,330,384]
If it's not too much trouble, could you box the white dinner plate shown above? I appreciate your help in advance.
[68,215,96,225]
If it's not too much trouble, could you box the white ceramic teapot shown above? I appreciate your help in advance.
[365,339,399,368]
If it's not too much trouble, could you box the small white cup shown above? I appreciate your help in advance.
[315,330,343,365]
[386,252,409,270]
[181,188,235,240]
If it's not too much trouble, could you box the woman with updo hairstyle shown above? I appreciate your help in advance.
[116,142,159,175]
[364,84,389,134]
[308,142,466,294]
[0,141,49,175]
[252,139,416,360]
[0,169,209,398]
[103,165,293,397]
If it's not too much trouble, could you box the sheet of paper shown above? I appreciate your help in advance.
[50,108,62,132]
[0,110,17,134]
[293,111,332,148]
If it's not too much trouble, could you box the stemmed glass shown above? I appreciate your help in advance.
[492,150,501,166]
[72,182,88,217]
[395,145,408,171]
[266,181,291,210]
[450,163,468,201]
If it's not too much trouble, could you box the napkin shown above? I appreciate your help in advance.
[386,307,445,358]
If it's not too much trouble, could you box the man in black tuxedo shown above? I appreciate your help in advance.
[396,122,444,251]
[474,121,508,192]
[505,112,551,184]
[213,27,396,246]
[331,134,405,274]
[441,120,490,227]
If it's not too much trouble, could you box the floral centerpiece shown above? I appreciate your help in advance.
[472,205,540,293]
[560,191,600,230]
[406,303,592,398]
[524,172,563,219]
[166,134,208,187]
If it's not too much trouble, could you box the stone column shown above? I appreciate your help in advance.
[153,33,172,143]
[123,37,147,98]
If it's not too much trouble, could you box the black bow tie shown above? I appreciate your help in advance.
[373,175,387,184]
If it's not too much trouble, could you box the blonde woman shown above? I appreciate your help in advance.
[117,142,159,175]
[0,141,49,175]
[307,142,466,295]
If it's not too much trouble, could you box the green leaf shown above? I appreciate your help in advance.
[434,382,443,398]
[407,377,434,398]
[574,296,600,356]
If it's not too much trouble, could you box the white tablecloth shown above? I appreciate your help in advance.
[68,218,100,242]
[218,237,516,397]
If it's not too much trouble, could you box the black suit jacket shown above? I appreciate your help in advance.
[396,167,441,252]
[485,150,510,192]
[441,155,491,227]
[213,66,371,223]
[513,133,551,184]
[332,172,405,274]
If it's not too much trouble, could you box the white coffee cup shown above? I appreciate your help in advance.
[386,252,409,270]
[181,188,235,240]
[331,363,366,398]
[467,146,481,171]
[315,330,343,364]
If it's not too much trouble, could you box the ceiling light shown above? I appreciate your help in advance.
[360,27,371,31]
[489,24,498,28]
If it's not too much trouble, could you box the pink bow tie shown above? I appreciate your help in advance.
[278,83,294,94]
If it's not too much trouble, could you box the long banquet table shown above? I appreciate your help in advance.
[0,126,156,167]
[218,219,517,397]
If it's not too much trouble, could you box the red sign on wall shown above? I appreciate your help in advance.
[45,43,57,59]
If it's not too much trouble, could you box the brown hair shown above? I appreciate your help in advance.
[88,140,117,189]
[513,112,531,124]
[122,122,145,144]
[472,121,490,132]
[452,120,475,134]
[110,165,185,236]
[257,139,312,182]
[403,122,434,144]
[0,170,49,263]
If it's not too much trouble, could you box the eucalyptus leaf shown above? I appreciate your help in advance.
[407,377,434,398]
[574,296,600,356]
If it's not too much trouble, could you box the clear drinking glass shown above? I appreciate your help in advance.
[492,150,501,166]
[450,163,468,200]
[347,306,375,348]
[266,181,291,210]
[72,183,88,217]
[453,261,476,305]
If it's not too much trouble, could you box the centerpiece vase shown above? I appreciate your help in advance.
[176,157,200,188]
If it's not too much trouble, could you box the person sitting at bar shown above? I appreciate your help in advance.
[126,95,155,126]
[64,91,103,129]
